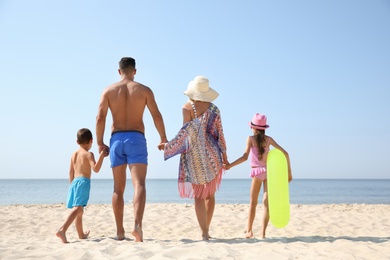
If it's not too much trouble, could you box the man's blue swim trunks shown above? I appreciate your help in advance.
[66,177,91,209]
[110,130,148,167]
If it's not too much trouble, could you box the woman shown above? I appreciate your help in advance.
[160,76,229,240]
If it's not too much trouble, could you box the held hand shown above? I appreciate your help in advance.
[222,153,229,168]
[224,163,231,170]
[157,142,167,151]
[99,144,110,157]
[100,147,109,157]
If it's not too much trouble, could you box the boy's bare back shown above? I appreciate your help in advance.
[71,148,95,179]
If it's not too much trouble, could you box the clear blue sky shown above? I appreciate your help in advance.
[1,1,389,179]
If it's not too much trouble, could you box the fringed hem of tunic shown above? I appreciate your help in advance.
[178,168,224,199]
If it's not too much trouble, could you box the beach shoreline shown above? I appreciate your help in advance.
[1,203,389,259]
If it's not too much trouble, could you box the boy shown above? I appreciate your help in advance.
[56,128,107,243]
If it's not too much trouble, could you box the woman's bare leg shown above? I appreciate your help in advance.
[194,197,209,240]
[205,194,215,238]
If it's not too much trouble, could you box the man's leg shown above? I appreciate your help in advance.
[130,163,147,242]
[112,164,127,240]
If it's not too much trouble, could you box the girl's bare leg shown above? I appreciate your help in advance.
[75,207,90,239]
[194,197,209,240]
[246,178,262,238]
[260,181,269,239]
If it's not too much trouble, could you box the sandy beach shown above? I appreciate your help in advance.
[0,203,389,259]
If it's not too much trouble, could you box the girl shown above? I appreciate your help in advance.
[226,113,292,238]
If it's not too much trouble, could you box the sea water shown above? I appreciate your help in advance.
[0,179,389,205]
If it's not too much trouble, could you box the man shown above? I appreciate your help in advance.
[96,57,167,242]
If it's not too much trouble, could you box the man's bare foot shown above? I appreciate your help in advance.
[245,230,254,238]
[79,230,90,239]
[56,230,68,243]
[131,227,143,242]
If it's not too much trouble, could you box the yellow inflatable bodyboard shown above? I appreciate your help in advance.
[267,148,290,228]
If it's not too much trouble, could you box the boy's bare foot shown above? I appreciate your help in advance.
[131,226,143,242]
[79,230,90,239]
[56,230,69,243]
[245,230,254,238]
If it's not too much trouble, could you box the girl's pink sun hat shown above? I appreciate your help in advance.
[248,113,269,130]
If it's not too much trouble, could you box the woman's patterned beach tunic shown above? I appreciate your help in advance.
[164,103,227,199]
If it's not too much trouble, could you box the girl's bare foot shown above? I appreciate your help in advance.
[79,230,90,239]
[56,230,68,243]
[131,226,143,242]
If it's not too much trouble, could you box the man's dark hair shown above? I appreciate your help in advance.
[119,57,136,71]
[77,128,93,144]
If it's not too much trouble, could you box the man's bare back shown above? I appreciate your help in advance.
[104,80,150,133]
[96,78,166,148]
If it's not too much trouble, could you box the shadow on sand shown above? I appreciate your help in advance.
[87,236,390,244]
[176,236,390,244]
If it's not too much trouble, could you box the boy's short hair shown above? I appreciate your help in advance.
[119,57,136,71]
[77,128,93,144]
